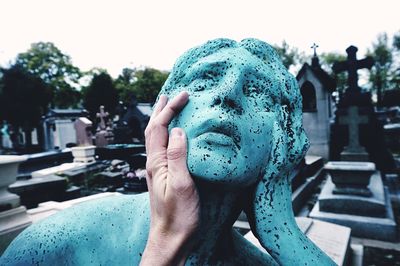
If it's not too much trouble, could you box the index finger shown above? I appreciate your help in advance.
[155,91,189,127]
[148,91,189,154]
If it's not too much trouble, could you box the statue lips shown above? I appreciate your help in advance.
[194,120,241,151]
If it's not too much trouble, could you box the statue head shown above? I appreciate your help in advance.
[159,38,308,189]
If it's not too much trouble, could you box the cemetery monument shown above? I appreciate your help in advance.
[296,44,336,160]
[1,39,335,265]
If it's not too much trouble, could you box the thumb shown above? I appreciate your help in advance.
[167,128,192,192]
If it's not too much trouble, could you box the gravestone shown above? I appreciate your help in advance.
[72,117,96,164]
[330,45,396,172]
[338,106,369,161]
[297,44,336,160]
[310,162,397,241]
[95,106,114,147]
[42,109,88,150]
[74,117,93,146]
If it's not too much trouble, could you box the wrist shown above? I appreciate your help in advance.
[141,227,192,266]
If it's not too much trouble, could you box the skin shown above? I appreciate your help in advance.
[0,39,336,266]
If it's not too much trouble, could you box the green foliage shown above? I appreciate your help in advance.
[393,32,400,50]
[115,67,169,104]
[273,40,305,70]
[83,72,118,121]
[114,68,136,104]
[0,65,52,144]
[367,32,400,97]
[15,42,82,108]
[319,52,347,95]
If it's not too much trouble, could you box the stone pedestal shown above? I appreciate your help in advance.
[0,156,32,254]
[71,145,96,163]
[325,161,375,196]
[310,169,397,241]
[340,149,369,162]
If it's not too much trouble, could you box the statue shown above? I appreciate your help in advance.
[1,39,335,265]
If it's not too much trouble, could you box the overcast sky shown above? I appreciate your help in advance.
[1,0,399,77]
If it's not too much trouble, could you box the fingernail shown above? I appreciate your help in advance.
[171,127,183,137]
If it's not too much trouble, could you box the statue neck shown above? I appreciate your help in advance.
[186,181,247,264]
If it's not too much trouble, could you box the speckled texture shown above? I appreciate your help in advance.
[1,38,334,265]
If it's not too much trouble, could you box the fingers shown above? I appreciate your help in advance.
[147,91,189,155]
[149,95,168,125]
[166,128,193,197]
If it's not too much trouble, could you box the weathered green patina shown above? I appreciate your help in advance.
[1,39,335,265]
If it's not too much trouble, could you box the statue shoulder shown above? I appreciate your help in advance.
[1,193,151,265]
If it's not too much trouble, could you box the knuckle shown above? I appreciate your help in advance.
[167,147,186,161]
[172,178,194,196]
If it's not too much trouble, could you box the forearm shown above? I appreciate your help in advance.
[253,178,336,266]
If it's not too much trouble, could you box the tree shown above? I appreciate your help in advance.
[115,67,169,104]
[83,72,118,121]
[367,33,393,96]
[134,68,169,103]
[319,52,347,98]
[15,42,82,108]
[114,68,136,104]
[0,65,52,147]
[273,40,305,70]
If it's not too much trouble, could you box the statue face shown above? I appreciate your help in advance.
[170,47,281,187]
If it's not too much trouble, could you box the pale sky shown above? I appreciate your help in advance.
[0,0,399,78]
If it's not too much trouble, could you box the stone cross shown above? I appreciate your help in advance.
[332,45,374,92]
[339,106,368,153]
[96,106,108,130]
[311,43,319,57]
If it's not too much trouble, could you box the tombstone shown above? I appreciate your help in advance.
[310,162,397,241]
[297,44,336,160]
[95,106,114,147]
[42,109,88,150]
[0,156,31,254]
[338,106,369,161]
[74,117,93,146]
[72,117,96,164]
[330,45,396,172]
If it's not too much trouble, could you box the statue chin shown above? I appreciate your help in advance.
[186,144,261,188]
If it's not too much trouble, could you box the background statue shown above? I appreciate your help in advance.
[1,38,335,265]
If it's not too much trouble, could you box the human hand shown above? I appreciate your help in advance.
[140,92,200,266]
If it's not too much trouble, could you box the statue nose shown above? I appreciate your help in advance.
[211,74,244,114]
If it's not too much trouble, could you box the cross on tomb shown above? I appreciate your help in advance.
[311,43,319,57]
[339,106,368,153]
[96,106,109,130]
[332,46,374,93]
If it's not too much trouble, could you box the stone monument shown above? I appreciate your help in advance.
[330,45,396,171]
[0,155,31,254]
[296,43,336,160]
[338,106,369,161]
[1,39,335,265]
[310,161,397,241]
[95,106,114,147]
[71,117,96,164]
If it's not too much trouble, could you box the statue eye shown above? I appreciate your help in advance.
[244,85,261,95]
[200,70,219,80]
